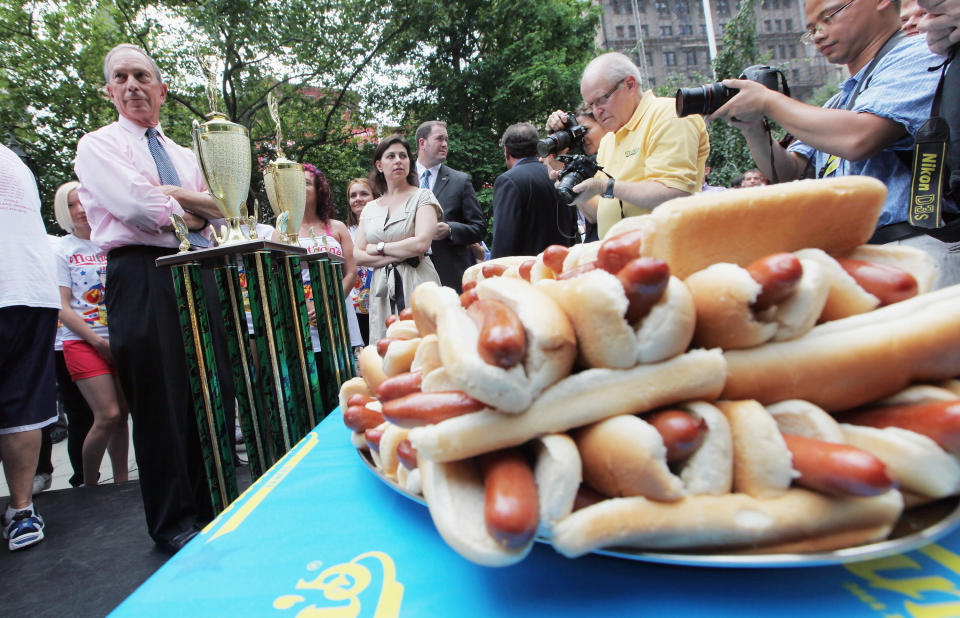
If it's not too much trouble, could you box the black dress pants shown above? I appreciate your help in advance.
[105,245,235,545]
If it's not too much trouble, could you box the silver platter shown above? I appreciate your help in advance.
[358,447,960,568]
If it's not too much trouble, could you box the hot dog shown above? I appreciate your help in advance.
[603,176,886,278]
[538,259,695,369]
[841,400,960,453]
[409,348,726,463]
[551,399,904,557]
[465,299,526,369]
[381,391,488,428]
[411,278,576,413]
[768,395,960,504]
[419,434,581,567]
[573,401,731,502]
[460,256,529,290]
[721,284,960,410]
[376,370,423,402]
[478,448,540,549]
[684,254,829,350]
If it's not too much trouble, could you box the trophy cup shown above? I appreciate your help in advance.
[191,54,252,246]
[263,92,306,245]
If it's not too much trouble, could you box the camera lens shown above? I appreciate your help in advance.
[675,83,738,117]
[537,131,573,158]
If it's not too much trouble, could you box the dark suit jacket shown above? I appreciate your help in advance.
[491,157,577,259]
[429,163,486,293]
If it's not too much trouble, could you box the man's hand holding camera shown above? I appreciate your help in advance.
[706,79,777,129]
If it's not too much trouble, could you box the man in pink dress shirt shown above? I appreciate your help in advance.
[75,44,234,554]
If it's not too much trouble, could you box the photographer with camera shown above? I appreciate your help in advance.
[546,52,709,239]
[490,123,578,258]
[708,0,958,288]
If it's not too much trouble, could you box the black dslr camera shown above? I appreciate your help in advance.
[538,113,587,157]
[675,65,790,117]
[555,154,603,206]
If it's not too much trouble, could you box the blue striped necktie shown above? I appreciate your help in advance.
[146,127,209,247]
[421,169,431,190]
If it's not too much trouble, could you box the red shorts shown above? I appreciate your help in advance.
[62,339,116,381]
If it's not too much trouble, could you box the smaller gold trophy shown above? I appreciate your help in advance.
[191,53,253,246]
[263,92,306,245]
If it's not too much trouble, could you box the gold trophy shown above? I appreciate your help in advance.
[191,53,252,246]
[263,92,306,245]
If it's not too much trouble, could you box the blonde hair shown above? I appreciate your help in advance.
[54,181,82,233]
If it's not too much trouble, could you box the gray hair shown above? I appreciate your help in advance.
[103,44,164,85]
[582,52,641,88]
[414,120,447,148]
[53,181,81,234]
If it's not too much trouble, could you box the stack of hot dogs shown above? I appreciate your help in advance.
[339,176,960,566]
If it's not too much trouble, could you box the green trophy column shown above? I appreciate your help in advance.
[170,261,237,514]
[305,255,342,413]
[213,257,266,479]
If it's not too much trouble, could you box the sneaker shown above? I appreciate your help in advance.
[32,473,51,495]
[3,509,45,551]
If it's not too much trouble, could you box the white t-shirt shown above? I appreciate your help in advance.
[0,145,58,309]
[48,235,66,351]
[55,234,108,342]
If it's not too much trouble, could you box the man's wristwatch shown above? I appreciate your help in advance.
[602,178,616,199]
[376,241,385,256]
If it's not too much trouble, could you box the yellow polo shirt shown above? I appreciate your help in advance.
[595,91,709,238]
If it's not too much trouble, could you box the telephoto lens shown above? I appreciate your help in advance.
[675,82,738,117]
[537,130,575,158]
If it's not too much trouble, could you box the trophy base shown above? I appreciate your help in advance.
[155,240,307,268]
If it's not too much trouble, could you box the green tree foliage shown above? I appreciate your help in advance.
[2,0,598,234]
[373,0,601,238]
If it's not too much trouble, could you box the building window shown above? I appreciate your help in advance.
[641,24,649,36]
[611,0,621,14]
[628,24,636,39]
[769,45,776,58]
[765,19,772,32]
[774,0,781,6]
[679,24,693,35]
[779,44,786,58]
[649,77,657,87]
[784,0,791,5]
[792,68,800,81]
[700,24,707,34]
[656,1,669,16]
[616,25,625,39]
[785,18,793,31]
[685,50,697,65]
[646,51,654,65]
[664,51,677,66]
[775,19,782,32]
[638,0,647,12]
[789,44,797,58]
[761,0,769,8]
[716,0,730,15]
[661,25,673,36]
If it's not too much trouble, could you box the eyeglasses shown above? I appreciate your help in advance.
[800,0,856,45]
[587,78,626,110]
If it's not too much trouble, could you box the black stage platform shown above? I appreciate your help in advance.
[0,465,252,617]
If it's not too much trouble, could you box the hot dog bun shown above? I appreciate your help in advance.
[574,401,733,502]
[722,284,960,410]
[533,434,582,537]
[538,272,694,368]
[716,400,793,498]
[382,337,421,377]
[603,177,886,278]
[551,489,903,557]
[409,348,727,462]
[358,345,389,392]
[461,256,528,289]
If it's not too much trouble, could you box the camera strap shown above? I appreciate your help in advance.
[909,55,951,229]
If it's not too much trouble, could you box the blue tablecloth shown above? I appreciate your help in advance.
[114,412,960,617]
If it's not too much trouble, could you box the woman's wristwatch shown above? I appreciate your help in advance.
[376,241,385,256]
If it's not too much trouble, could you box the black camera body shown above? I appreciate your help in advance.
[538,113,588,158]
[675,65,790,117]
[555,154,603,206]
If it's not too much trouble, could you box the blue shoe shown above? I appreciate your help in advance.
[3,508,45,551]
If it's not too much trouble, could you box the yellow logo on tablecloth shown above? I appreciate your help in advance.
[272,551,403,617]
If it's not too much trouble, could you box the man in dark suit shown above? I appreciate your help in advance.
[414,121,486,293]
[491,123,578,258]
